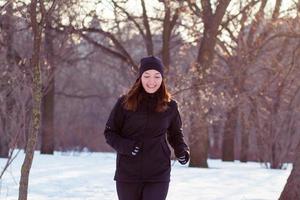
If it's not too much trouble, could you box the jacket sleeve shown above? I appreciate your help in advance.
[167,101,189,158]
[104,96,136,156]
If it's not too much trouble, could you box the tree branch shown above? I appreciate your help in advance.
[213,0,231,27]
[201,0,213,23]
[140,0,153,55]
[0,0,14,14]
[55,91,109,100]
[54,24,138,70]
[272,0,282,20]
[186,0,201,17]
[111,0,146,39]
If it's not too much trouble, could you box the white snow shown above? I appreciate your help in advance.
[0,151,292,200]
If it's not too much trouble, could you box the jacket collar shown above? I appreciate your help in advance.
[141,88,159,100]
[138,89,159,112]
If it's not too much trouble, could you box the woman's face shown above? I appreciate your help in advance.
[141,69,163,94]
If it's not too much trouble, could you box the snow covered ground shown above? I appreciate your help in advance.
[0,151,292,200]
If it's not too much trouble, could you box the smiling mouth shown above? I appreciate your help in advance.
[147,86,156,89]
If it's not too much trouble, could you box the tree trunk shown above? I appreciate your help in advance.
[41,16,55,154]
[23,98,32,151]
[18,0,42,199]
[141,0,153,55]
[279,141,300,200]
[210,121,222,158]
[272,0,282,20]
[41,82,54,154]
[222,106,237,161]
[188,87,209,168]
[240,111,249,162]
[0,1,15,158]
[161,1,179,72]
[0,118,9,157]
[188,0,231,167]
[162,3,171,71]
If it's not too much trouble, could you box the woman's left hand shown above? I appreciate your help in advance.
[177,151,190,165]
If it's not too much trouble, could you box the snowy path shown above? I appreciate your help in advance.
[0,152,291,200]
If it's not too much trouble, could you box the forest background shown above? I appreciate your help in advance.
[1,0,300,199]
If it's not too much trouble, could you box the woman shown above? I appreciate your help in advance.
[104,55,190,200]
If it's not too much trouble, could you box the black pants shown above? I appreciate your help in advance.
[116,181,169,200]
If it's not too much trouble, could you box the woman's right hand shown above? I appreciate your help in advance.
[131,146,140,156]
[131,141,142,156]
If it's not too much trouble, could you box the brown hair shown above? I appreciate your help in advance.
[122,78,171,112]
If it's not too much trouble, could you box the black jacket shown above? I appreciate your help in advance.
[104,91,189,182]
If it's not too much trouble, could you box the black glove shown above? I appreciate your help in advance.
[131,146,140,156]
[131,141,142,156]
[177,151,190,165]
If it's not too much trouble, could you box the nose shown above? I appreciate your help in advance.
[149,78,158,85]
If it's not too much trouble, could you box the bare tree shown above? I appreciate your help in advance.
[279,141,300,200]
[40,2,57,154]
[18,0,45,198]
[186,0,231,167]
[219,0,267,162]
[247,19,300,168]
[0,0,14,158]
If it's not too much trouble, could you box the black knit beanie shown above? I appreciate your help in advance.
[139,56,164,78]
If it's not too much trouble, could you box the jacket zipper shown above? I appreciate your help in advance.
[140,99,150,181]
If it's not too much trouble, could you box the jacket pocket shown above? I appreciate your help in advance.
[118,154,140,179]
